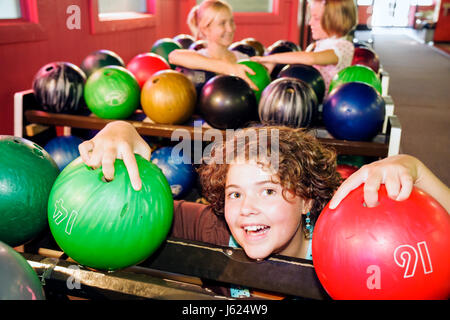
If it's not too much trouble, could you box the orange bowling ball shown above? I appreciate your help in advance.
[141,70,196,124]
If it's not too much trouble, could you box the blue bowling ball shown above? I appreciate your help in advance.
[323,82,385,141]
[44,135,84,170]
[151,146,197,199]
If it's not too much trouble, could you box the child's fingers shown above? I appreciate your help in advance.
[384,170,401,201]
[85,143,104,169]
[248,79,259,90]
[101,146,117,182]
[242,74,258,90]
[363,170,383,207]
[243,65,256,76]
[250,56,265,63]
[121,147,142,191]
[329,168,367,209]
[78,140,94,164]
[396,171,414,201]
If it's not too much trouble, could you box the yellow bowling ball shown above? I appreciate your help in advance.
[141,70,196,125]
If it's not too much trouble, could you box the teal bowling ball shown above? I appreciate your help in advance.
[0,136,59,247]
[151,38,182,69]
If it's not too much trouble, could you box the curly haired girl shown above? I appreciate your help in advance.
[78,121,450,261]
[79,121,341,261]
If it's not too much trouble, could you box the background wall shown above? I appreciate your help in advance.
[434,0,450,41]
[1,0,449,135]
[0,0,299,135]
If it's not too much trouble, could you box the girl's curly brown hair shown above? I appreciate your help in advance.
[197,125,342,228]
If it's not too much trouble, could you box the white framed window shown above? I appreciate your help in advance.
[98,0,147,14]
[411,0,434,5]
[0,0,21,19]
[357,0,374,5]
[196,0,273,13]
[89,0,155,34]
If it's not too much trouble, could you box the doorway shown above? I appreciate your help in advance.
[371,0,412,27]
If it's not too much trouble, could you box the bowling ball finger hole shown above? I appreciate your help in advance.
[33,148,44,158]
[104,71,113,76]
[153,78,159,84]
[45,66,54,72]
[32,143,43,150]
[101,175,112,183]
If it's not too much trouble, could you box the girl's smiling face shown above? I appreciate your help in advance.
[201,7,235,47]
[224,161,308,260]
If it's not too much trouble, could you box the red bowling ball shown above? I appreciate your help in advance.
[352,47,380,74]
[336,164,359,180]
[313,185,450,300]
[126,53,170,88]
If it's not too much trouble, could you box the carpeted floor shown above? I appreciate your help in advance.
[356,28,450,186]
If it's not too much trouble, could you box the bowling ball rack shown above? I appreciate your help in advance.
[15,89,401,158]
[21,236,328,300]
[11,89,402,300]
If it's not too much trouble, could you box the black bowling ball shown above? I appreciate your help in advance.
[266,40,300,79]
[198,75,258,129]
[173,34,195,49]
[228,42,256,57]
[80,49,124,78]
[189,40,207,51]
[278,64,325,104]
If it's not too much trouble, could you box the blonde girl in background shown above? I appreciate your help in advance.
[252,0,357,93]
[168,0,258,90]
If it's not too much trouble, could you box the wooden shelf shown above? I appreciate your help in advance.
[16,90,394,158]
[24,110,389,157]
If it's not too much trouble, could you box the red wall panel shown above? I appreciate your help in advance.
[434,0,450,42]
[358,5,373,27]
[0,0,301,135]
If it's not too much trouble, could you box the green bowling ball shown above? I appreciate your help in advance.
[48,155,173,271]
[84,66,140,119]
[0,241,45,300]
[0,136,59,247]
[151,38,182,69]
[238,60,271,102]
[329,65,382,94]
[337,155,368,168]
